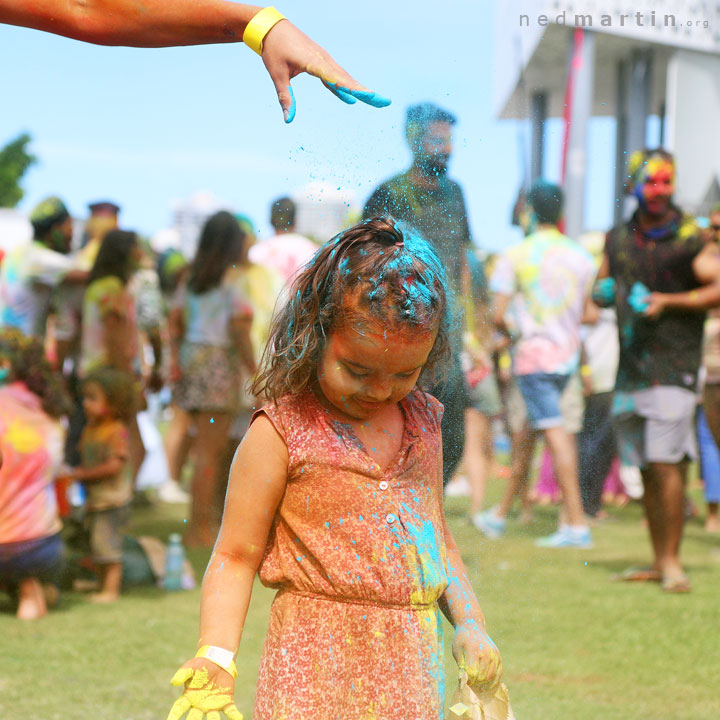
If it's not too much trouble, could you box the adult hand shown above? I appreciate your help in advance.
[644,292,667,319]
[452,619,502,694]
[167,659,242,720]
[261,19,390,123]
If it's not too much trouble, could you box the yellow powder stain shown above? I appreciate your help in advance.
[4,420,44,454]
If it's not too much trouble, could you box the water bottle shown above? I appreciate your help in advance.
[164,533,185,591]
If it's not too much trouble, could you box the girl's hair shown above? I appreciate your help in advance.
[253,216,452,401]
[89,229,137,285]
[82,367,136,422]
[187,211,247,294]
[0,329,71,419]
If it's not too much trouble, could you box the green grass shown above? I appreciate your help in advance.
[2,479,720,720]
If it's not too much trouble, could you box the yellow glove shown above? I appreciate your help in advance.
[167,664,243,720]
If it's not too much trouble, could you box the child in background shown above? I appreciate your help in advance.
[0,329,70,620]
[71,367,133,603]
[166,217,502,720]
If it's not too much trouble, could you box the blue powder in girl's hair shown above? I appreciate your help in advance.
[253,216,453,401]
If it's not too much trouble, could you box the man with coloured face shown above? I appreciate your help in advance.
[593,149,720,592]
[362,102,474,486]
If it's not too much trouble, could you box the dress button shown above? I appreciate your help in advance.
[379,480,389,491]
[385,513,396,525]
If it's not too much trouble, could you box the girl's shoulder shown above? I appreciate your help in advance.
[253,390,320,441]
[403,388,444,433]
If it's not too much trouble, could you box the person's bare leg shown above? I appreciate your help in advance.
[163,405,193,482]
[17,577,47,620]
[464,409,492,516]
[706,502,720,533]
[186,412,232,547]
[543,425,586,527]
[127,414,146,488]
[652,461,688,580]
[91,562,123,603]
[497,424,536,518]
[703,384,720,448]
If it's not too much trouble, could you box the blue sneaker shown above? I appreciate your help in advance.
[472,509,506,539]
[535,526,593,548]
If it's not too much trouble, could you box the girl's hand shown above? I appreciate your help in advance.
[452,619,502,693]
[167,658,242,720]
[260,19,390,123]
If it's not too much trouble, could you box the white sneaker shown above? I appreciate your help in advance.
[472,509,507,539]
[156,479,190,504]
[535,526,593,548]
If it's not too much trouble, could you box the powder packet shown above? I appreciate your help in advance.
[446,670,515,720]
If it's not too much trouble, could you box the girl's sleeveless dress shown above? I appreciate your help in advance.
[253,388,450,720]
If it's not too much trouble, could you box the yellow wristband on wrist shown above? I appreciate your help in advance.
[243,6,286,55]
[195,645,238,679]
[580,364,592,378]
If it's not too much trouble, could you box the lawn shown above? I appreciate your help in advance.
[2,479,719,720]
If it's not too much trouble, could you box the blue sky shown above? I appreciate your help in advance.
[0,0,624,250]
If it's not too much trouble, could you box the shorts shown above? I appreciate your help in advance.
[467,372,503,417]
[506,374,584,434]
[87,505,130,564]
[0,532,63,583]
[612,386,697,468]
[514,373,571,430]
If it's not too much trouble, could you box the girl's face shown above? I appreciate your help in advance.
[316,317,438,421]
[82,381,111,422]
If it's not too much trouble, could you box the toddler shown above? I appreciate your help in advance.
[72,367,133,603]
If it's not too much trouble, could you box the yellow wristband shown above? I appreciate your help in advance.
[195,645,238,679]
[243,6,286,56]
[580,364,592,378]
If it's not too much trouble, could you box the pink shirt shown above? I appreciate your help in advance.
[0,383,64,544]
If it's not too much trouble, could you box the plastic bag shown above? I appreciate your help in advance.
[446,670,515,720]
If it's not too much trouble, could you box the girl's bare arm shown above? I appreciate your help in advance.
[196,413,287,653]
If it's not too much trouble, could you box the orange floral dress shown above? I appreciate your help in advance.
[253,388,450,720]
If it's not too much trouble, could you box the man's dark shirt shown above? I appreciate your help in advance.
[363,171,472,290]
[606,208,706,392]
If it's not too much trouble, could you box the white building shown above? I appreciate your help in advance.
[495,0,720,236]
[292,181,356,243]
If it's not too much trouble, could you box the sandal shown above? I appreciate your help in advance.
[612,566,662,583]
[661,574,692,593]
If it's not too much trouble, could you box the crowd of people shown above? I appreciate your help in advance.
[1,100,720,718]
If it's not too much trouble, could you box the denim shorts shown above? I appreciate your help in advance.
[515,373,570,430]
[0,532,63,583]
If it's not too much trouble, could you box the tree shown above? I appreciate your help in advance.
[0,133,37,208]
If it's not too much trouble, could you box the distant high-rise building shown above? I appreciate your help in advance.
[171,190,230,258]
[293,182,356,243]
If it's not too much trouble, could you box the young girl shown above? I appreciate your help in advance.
[0,329,70,620]
[165,211,257,546]
[166,217,502,720]
[71,367,134,603]
[79,229,145,483]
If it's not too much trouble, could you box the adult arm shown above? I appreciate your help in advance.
[167,305,185,384]
[492,293,512,338]
[167,414,288,720]
[591,252,616,308]
[230,315,257,376]
[439,518,502,691]
[0,1,389,121]
[645,242,720,318]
